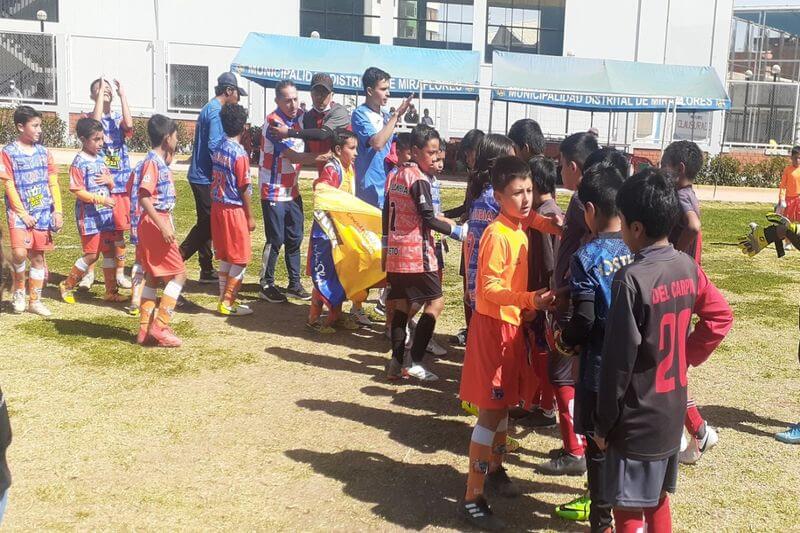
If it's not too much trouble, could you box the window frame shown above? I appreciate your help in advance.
[299,0,380,44]
[394,0,475,51]
[168,63,210,113]
[484,0,564,63]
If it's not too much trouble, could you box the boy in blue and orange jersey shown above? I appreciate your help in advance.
[210,103,256,316]
[0,105,63,316]
[59,117,126,305]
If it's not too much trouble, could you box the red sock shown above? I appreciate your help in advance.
[534,349,555,412]
[614,508,644,533]
[685,399,705,437]
[644,495,672,533]
[554,384,583,456]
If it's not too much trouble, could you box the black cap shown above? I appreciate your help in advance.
[310,73,333,93]
[216,72,248,96]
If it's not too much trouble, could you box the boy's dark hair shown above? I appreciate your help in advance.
[439,138,447,153]
[13,105,41,126]
[584,147,629,179]
[409,124,440,149]
[220,103,248,137]
[470,133,515,199]
[616,168,680,239]
[662,140,703,180]
[578,162,625,219]
[362,67,390,91]
[76,117,103,139]
[332,128,357,150]
[490,155,532,192]
[396,132,412,151]
[528,156,557,197]
[274,80,295,97]
[508,119,545,156]
[560,131,600,169]
[147,114,177,148]
[792,145,800,156]
[89,78,106,95]
[457,128,484,164]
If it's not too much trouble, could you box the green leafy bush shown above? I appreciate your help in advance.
[129,117,191,154]
[0,107,66,147]
[696,153,788,188]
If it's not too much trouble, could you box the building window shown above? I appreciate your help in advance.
[485,0,564,63]
[169,64,208,112]
[300,0,380,44]
[0,0,59,22]
[395,1,474,50]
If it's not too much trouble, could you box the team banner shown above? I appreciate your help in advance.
[310,184,384,307]
[491,89,730,112]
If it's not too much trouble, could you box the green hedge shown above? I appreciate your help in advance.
[128,117,192,154]
[0,107,67,147]
[695,153,788,188]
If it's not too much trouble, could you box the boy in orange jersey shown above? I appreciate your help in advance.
[0,105,63,316]
[778,146,800,221]
[459,155,555,530]
[136,115,187,348]
[59,117,126,304]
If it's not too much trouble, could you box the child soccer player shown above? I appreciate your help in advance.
[136,114,187,347]
[307,129,361,333]
[537,131,598,477]
[91,77,134,290]
[383,125,466,382]
[59,117,126,304]
[0,105,63,316]
[508,118,546,162]
[551,162,631,532]
[660,140,717,465]
[458,155,555,530]
[778,146,800,221]
[211,103,255,316]
[594,168,732,533]
[126,160,145,316]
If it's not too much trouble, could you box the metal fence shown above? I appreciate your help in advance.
[168,63,209,112]
[0,30,56,104]
[724,80,800,147]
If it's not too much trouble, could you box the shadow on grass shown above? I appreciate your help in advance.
[285,448,575,532]
[701,404,792,438]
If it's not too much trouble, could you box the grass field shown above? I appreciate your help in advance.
[1,169,799,531]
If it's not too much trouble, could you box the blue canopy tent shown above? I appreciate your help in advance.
[230,32,481,100]
[490,51,731,148]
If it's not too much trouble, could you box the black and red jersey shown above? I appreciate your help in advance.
[595,244,732,461]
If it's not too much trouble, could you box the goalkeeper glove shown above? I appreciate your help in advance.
[766,212,800,236]
[738,222,781,257]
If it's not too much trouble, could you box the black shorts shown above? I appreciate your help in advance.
[603,446,679,509]
[548,349,576,386]
[574,385,596,436]
[386,271,442,304]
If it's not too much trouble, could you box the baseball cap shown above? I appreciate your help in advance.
[216,72,248,96]
[310,73,333,93]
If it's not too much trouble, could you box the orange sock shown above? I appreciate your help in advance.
[139,288,157,329]
[28,266,45,301]
[489,417,508,472]
[223,265,245,306]
[465,423,494,501]
[102,257,118,295]
[12,261,26,292]
[64,257,90,290]
[114,237,126,278]
[130,263,145,307]
[156,279,183,326]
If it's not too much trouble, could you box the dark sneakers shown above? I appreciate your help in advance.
[460,496,505,531]
[259,285,288,303]
[286,285,312,301]
[198,270,219,284]
[535,450,587,476]
[485,466,520,498]
[514,408,557,429]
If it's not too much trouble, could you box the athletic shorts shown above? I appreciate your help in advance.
[211,203,252,265]
[603,446,678,509]
[386,271,442,303]
[137,212,186,278]
[111,192,131,231]
[80,231,115,255]
[519,337,546,410]
[574,385,597,436]
[8,227,53,251]
[460,312,532,410]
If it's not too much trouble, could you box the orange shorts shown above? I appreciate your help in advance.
[80,231,115,254]
[211,203,252,264]
[8,227,54,251]
[111,193,131,231]
[459,312,534,410]
[137,212,186,278]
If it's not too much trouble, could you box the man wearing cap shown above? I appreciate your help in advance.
[5,80,22,104]
[181,72,246,284]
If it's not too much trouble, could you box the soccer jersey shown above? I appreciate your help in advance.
[316,156,354,194]
[464,185,500,308]
[0,142,57,230]
[211,138,251,207]
[569,232,632,392]
[352,103,392,208]
[780,164,800,198]
[303,102,351,171]
[668,185,702,264]
[188,98,224,186]
[260,109,303,202]
[127,161,144,244]
[69,151,115,236]
[98,111,131,193]
[138,151,175,212]
[595,244,733,460]
[553,192,588,290]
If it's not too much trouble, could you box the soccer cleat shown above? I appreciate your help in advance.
[385,358,407,381]
[198,270,219,284]
[426,336,448,357]
[515,408,557,429]
[306,321,336,334]
[59,281,76,304]
[335,315,360,331]
[406,363,438,381]
[149,323,182,348]
[125,306,140,317]
[461,400,479,417]
[680,425,718,465]
[485,466,520,498]
[28,300,52,316]
[698,424,719,453]
[11,290,26,314]
[286,285,312,301]
[506,436,521,453]
[374,301,386,317]
[460,496,505,531]
[775,423,800,444]
[535,451,586,476]
[104,292,128,303]
[219,302,254,316]
[548,447,566,459]
[451,327,468,346]
[259,285,288,303]
[554,492,591,522]
[351,307,373,326]
[77,270,94,290]
[116,275,132,289]
[136,326,152,345]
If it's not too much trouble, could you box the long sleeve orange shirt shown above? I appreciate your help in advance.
[779,164,800,201]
